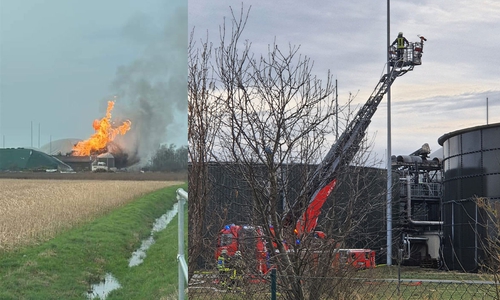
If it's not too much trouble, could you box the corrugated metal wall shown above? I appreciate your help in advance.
[195,162,391,269]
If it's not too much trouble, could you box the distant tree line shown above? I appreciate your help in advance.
[144,144,187,172]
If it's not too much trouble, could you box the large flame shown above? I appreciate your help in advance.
[72,101,131,156]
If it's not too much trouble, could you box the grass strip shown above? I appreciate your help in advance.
[359,265,496,281]
[0,183,186,300]
[107,198,188,299]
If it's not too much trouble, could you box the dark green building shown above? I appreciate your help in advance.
[0,148,73,172]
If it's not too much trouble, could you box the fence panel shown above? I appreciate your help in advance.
[188,271,500,300]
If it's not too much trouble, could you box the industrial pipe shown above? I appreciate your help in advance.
[402,234,429,260]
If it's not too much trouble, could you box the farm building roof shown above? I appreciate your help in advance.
[0,148,73,172]
[40,138,82,155]
[97,152,114,158]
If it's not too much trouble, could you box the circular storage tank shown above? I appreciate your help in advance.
[438,122,500,272]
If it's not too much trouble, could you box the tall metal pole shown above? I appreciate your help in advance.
[386,0,393,266]
[31,121,33,148]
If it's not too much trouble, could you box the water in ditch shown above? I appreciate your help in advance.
[128,202,179,267]
[86,273,121,300]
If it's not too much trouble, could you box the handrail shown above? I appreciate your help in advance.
[176,188,188,300]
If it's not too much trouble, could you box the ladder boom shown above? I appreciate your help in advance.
[287,39,425,235]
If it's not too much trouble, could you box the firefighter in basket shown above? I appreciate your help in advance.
[391,32,409,63]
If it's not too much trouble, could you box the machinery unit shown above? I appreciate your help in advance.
[392,144,443,268]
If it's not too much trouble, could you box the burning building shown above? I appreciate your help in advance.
[72,100,131,156]
[70,100,137,169]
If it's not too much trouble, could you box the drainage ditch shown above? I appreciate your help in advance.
[85,203,179,299]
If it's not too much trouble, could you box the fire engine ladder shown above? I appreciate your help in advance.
[285,61,418,233]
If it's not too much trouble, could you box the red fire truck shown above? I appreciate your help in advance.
[332,249,376,269]
[215,224,270,274]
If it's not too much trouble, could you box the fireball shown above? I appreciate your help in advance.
[72,101,131,156]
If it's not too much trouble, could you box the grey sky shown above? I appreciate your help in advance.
[0,0,187,157]
[189,0,500,161]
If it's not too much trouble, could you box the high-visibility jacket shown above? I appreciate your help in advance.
[217,255,230,272]
[217,255,224,268]
[397,37,407,49]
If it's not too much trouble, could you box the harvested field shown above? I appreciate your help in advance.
[0,171,187,181]
[0,179,184,251]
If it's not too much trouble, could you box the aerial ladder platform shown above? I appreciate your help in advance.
[287,37,427,236]
[215,36,427,275]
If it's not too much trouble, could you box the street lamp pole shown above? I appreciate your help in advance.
[386,0,393,266]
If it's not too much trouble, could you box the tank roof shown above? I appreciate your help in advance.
[40,138,82,155]
[438,122,500,146]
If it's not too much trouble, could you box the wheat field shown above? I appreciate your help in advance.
[0,179,183,251]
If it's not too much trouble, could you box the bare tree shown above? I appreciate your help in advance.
[188,29,221,280]
[475,197,500,298]
[189,6,385,299]
[209,7,342,299]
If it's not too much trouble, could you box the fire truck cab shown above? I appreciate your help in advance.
[334,249,376,269]
[215,224,269,274]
